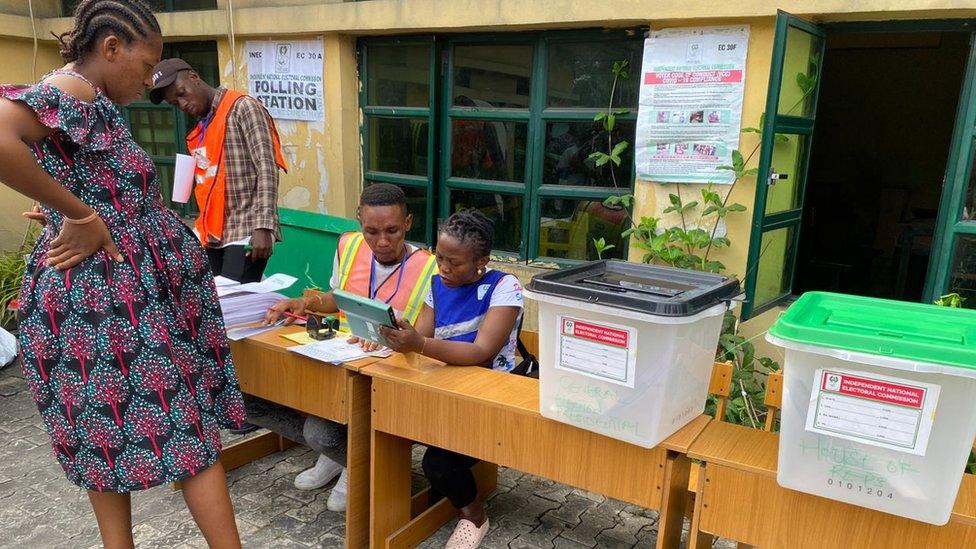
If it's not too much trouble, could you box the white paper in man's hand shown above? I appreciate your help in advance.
[172,153,195,203]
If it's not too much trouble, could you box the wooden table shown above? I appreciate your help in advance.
[687,421,976,548]
[363,356,711,549]
[226,326,381,549]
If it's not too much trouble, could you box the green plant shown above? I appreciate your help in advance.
[0,249,27,329]
[593,237,615,260]
[934,292,964,308]
[588,60,631,188]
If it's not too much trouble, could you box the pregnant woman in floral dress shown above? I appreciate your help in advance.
[0,2,244,548]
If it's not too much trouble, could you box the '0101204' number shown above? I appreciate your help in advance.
[827,478,894,499]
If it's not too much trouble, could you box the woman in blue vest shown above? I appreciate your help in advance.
[381,209,523,549]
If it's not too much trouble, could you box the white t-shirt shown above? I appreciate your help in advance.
[423,271,524,371]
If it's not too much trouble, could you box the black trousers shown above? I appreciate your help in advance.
[422,446,480,509]
[206,245,268,283]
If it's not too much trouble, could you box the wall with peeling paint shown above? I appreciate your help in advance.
[0,38,63,251]
[216,33,361,220]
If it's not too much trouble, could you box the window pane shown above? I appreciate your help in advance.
[367,117,429,176]
[547,39,642,108]
[179,48,220,87]
[451,120,527,182]
[129,108,178,158]
[754,226,795,309]
[402,184,429,244]
[539,198,627,260]
[948,235,976,307]
[448,190,523,254]
[366,45,431,107]
[777,25,823,118]
[544,120,635,188]
[453,45,532,108]
[765,133,807,215]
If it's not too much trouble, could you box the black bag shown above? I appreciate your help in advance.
[510,320,539,378]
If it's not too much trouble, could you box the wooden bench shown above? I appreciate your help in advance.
[687,370,976,548]
[225,326,381,549]
[363,353,711,549]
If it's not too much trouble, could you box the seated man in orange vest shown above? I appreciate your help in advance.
[258,183,436,512]
[149,58,287,284]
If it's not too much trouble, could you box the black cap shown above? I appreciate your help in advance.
[148,58,194,104]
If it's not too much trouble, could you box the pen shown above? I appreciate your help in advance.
[274,310,308,322]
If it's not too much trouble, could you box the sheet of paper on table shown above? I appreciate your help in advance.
[288,338,393,365]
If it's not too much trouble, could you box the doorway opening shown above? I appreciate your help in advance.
[794,31,970,301]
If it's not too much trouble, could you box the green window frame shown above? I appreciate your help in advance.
[61,0,216,15]
[359,36,438,246]
[359,30,641,262]
[123,40,219,217]
[926,35,976,304]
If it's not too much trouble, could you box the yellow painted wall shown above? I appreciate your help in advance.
[0,38,62,251]
[629,18,773,283]
[215,33,361,218]
[0,0,59,18]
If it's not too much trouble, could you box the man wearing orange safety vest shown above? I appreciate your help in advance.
[149,58,287,284]
[259,183,436,512]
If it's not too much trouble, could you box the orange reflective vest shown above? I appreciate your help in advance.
[186,90,287,244]
[334,232,437,330]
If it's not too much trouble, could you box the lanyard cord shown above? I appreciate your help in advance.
[369,249,414,304]
[195,110,215,149]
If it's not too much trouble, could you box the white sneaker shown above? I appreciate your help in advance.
[327,467,349,512]
[445,517,489,549]
[294,454,342,491]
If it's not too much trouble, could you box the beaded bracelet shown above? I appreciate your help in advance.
[63,211,99,225]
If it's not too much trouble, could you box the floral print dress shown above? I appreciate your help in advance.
[3,70,246,493]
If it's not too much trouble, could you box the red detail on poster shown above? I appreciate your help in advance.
[644,69,744,85]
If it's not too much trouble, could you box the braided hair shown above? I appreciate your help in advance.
[55,0,160,64]
[440,209,494,258]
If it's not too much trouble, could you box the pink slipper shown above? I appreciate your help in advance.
[445,517,490,549]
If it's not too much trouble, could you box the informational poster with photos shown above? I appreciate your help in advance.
[635,26,750,184]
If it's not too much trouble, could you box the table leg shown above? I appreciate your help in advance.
[657,450,693,549]
[687,462,714,549]
[371,429,412,548]
[346,374,371,549]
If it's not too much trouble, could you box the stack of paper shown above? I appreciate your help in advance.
[289,338,392,365]
[219,291,288,329]
[226,320,285,342]
[215,273,297,297]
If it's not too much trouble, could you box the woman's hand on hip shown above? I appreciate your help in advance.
[46,214,122,270]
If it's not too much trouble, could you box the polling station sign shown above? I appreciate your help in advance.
[247,40,324,122]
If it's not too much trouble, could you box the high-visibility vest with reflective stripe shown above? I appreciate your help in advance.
[334,232,437,331]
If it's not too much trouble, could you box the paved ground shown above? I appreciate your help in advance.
[0,361,733,548]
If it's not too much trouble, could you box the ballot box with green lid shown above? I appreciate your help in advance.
[524,260,740,448]
[767,291,976,525]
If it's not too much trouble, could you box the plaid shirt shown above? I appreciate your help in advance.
[207,88,281,245]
